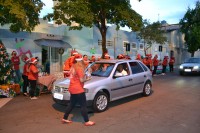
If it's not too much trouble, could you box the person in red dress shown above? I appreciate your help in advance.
[62,53,95,126]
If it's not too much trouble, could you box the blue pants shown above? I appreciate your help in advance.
[14,69,21,83]
[63,92,89,122]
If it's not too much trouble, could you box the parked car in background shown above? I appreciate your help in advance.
[52,59,153,112]
[179,57,200,75]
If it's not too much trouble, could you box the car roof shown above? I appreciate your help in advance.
[95,59,138,64]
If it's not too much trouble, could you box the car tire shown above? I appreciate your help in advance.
[93,92,108,112]
[143,82,152,96]
[179,71,184,75]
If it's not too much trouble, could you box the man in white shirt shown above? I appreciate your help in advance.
[115,65,128,76]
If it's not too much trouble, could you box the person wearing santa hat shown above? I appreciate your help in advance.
[22,57,30,96]
[152,54,159,76]
[162,56,169,75]
[11,51,21,83]
[28,57,40,99]
[104,53,110,59]
[62,53,95,126]
[63,51,78,78]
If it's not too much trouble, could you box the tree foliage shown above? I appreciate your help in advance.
[0,40,14,84]
[179,1,200,57]
[44,0,143,58]
[138,20,167,55]
[0,0,44,32]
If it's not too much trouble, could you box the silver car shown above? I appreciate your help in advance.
[179,57,200,75]
[52,59,153,112]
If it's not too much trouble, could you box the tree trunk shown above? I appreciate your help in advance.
[101,31,107,58]
[191,52,195,57]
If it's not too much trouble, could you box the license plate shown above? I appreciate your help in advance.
[54,93,63,100]
[184,69,191,72]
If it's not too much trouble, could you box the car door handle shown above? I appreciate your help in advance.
[129,79,132,81]
[144,75,146,77]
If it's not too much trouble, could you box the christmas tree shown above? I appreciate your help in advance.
[0,40,14,84]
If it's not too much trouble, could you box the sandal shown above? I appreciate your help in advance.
[84,121,95,126]
[61,119,72,124]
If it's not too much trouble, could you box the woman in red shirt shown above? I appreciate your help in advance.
[62,54,95,126]
[22,57,30,96]
[152,55,159,76]
[169,56,175,72]
[162,56,168,75]
[28,57,39,99]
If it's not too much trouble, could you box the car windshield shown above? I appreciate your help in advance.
[88,62,115,77]
[185,58,200,63]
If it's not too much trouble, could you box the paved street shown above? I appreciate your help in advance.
[0,71,200,133]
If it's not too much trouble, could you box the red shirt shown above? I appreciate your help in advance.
[63,56,75,71]
[11,56,20,70]
[22,63,29,76]
[68,66,85,94]
[162,58,168,66]
[169,57,175,65]
[153,58,159,66]
[28,64,39,80]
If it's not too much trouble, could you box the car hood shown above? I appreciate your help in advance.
[181,63,200,67]
[54,76,107,88]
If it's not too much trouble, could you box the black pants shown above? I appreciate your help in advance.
[153,66,158,75]
[29,80,37,97]
[169,64,174,72]
[22,75,29,93]
[162,65,167,73]
[63,92,89,122]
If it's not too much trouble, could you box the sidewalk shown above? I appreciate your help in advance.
[0,98,12,108]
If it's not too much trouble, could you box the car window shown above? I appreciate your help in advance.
[138,62,148,71]
[114,63,130,77]
[90,63,115,77]
[129,61,144,74]
[185,58,200,63]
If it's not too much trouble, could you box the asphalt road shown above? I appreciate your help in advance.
[0,71,200,133]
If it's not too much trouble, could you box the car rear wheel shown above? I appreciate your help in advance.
[143,82,152,96]
[93,92,108,112]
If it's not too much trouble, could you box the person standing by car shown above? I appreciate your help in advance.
[63,52,77,78]
[152,54,159,76]
[169,56,175,72]
[28,57,39,99]
[62,53,95,126]
[162,56,168,75]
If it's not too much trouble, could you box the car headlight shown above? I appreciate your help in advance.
[179,65,183,69]
[193,66,199,69]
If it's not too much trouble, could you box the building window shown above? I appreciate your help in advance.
[123,41,130,51]
[98,40,113,46]
[139,44,144,50]
[131,42,137,49]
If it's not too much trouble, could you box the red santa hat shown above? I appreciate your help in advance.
[75,53,83,61]
[23,57,30,62]
[30,57,38,63]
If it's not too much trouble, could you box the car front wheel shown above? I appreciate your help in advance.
[93,92,108,112]
[143,82,152,96]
